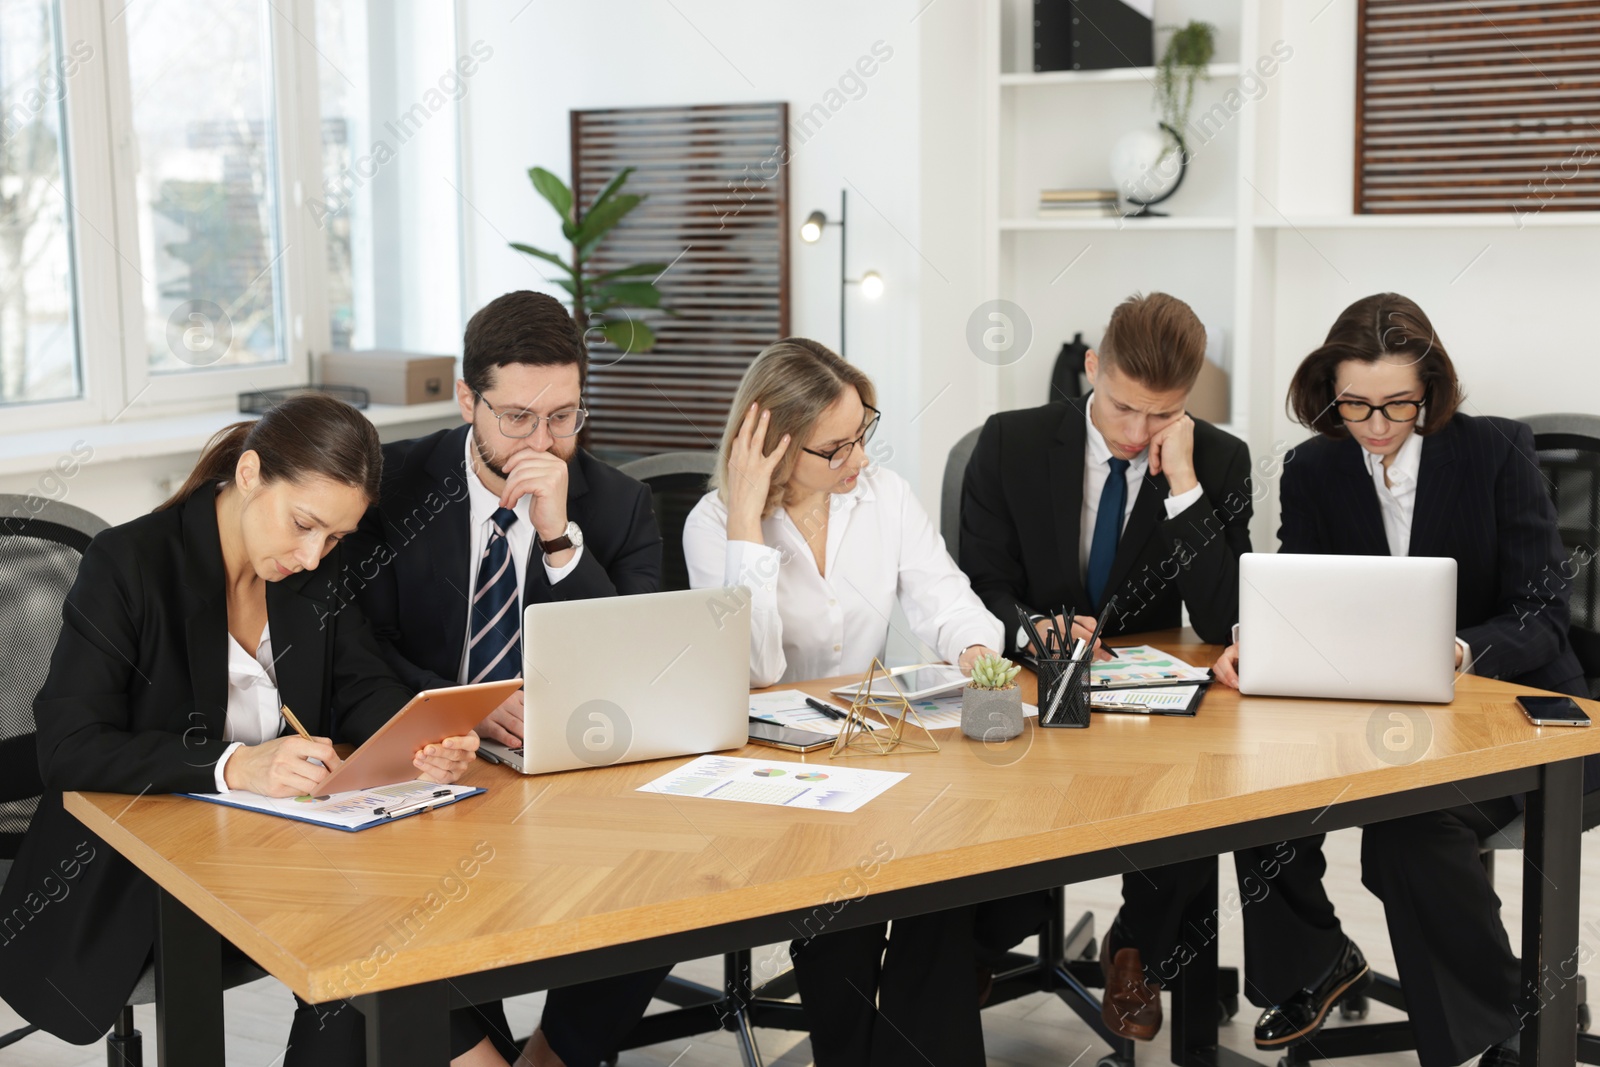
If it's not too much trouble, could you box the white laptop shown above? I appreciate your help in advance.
[1238,553,1458,703]
[479,587,752,774]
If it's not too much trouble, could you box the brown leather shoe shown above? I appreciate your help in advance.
[1100,933,1162,1040]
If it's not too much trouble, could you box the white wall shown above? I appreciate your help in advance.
[458,0,938,498]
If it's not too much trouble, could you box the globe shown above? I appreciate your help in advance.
[1110,126,1185,210]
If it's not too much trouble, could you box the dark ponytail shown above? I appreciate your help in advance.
[157,393,384,511]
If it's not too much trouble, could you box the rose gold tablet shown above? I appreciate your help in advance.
[313,678,521,794]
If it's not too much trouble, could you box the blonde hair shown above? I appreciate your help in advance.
[711,338,877,519]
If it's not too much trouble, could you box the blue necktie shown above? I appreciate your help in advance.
[1086,457,1130,608]
[467,507,521,683]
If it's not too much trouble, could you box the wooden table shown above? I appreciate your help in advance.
[66,630,1600,1067]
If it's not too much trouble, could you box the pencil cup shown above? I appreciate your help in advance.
[961,685,1025,742]
[1036,657,1090,728]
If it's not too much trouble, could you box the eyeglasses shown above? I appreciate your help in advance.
[1335,397,1424,424]
[801,406,880,469]
[475,392,588,439]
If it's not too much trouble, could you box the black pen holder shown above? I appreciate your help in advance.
[1036,655,1090,728]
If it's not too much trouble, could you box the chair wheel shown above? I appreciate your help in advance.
[1097,1055,1134,1067]
[1580,1002,1592,1034]
[1218,994,1239,1022]
[1339,992,1369,1020]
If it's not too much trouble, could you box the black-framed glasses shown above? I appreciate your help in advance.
[801,405,880,470]
[475,392,588,439]
[1335,397,1424,424]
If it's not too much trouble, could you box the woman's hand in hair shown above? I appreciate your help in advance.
[414,731,479,785]
[726,403,789,545]
[224,735,342,797]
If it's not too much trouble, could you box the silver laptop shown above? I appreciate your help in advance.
[479,587,752,774]
[1238,553,1457,703]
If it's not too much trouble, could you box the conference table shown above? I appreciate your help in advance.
[64,629,1600,1067]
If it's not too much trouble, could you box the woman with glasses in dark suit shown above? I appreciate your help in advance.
[684,338,1004,1067]
[1211,293,1588,1067]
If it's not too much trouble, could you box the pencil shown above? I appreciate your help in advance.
[279,703,313,742]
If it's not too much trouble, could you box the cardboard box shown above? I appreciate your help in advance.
[1187,357,1231,426]
[319,350,458,406]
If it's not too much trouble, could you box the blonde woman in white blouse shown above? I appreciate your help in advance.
[683,337,1003,1067]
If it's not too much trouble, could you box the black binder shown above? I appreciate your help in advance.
[1034,0,1154,72]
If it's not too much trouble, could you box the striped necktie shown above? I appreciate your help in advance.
[468,507,521,683]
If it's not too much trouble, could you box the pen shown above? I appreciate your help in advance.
[373,789,452,817]
[804,697,848,721]
[279,703,312,743]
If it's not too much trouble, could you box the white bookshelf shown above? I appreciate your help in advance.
[984,0,1263,441]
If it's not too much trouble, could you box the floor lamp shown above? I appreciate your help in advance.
[799,189,882,360]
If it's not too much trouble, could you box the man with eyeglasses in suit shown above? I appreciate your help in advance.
[342,289,665,1067]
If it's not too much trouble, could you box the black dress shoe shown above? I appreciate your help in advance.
[1254,938,1371,1049]
[1478,1041,1519,1067]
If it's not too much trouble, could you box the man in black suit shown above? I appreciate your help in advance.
[960,291,1255,1042]
[344,290,664,1067]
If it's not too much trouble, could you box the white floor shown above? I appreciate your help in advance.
[5,825,1597,1067]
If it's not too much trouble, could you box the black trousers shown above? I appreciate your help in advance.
[789,905,985,1067]
[1361,799,1522,1067]
[1106,844,1339,1003]
[286,966,671,1067]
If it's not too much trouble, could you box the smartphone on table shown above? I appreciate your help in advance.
[1516,695,1591,727]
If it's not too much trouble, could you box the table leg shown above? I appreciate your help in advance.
[357,982,450,1067]
[154,890,223,1067]
[1168,857,1258,1067]
[1522,757,1583,1067]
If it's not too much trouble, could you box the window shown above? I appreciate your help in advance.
[124,0,286,374]
[0,0,81,407]
[0,0,465,429]
[313,0,463,356]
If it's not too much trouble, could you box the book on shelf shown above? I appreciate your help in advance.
[1039,188,1121,203]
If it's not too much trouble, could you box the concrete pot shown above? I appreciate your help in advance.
[961,685,1024,742]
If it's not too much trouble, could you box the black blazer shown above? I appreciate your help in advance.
[960,398,1253,651]
[1280,413,1586,696]
[0,483,411,1043]
[345,425,662,693]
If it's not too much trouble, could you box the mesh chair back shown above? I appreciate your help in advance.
[1524,414,1600,698]
[617,453,717,594]
[0,498,109,859]
[941,427,983,562]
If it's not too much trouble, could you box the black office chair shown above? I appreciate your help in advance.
[942,431,1239,1067]
[1277,414,1600,1067]
[0,496,266,1064]
[1527,413,1600,699]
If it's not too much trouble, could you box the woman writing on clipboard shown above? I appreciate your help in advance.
[0,394,501,1066]
[683,339,1004,1067]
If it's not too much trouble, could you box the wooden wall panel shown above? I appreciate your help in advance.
[1356,0,1600,213]
[571,103,789,456]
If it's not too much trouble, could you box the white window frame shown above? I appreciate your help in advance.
[3,0,457,440]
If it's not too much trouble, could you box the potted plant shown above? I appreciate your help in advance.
[511,165,668,354]
[961,654,1025,742]
[1154,20,1217,155]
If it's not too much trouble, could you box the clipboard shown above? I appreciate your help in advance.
[183,782,485,832]
[1089,683,1208,717]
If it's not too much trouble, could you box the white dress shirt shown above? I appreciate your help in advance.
[1365,429,1470,668]
[211,625,284,791]
[456,433,583,684]
[1018,399,1204,646]
[683,465,1003,688]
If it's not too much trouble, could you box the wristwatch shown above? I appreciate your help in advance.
[539,521,584,554]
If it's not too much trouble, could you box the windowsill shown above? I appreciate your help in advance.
[0,400,461,479]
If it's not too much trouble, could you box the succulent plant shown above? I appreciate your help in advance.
[968,654,1022,691]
